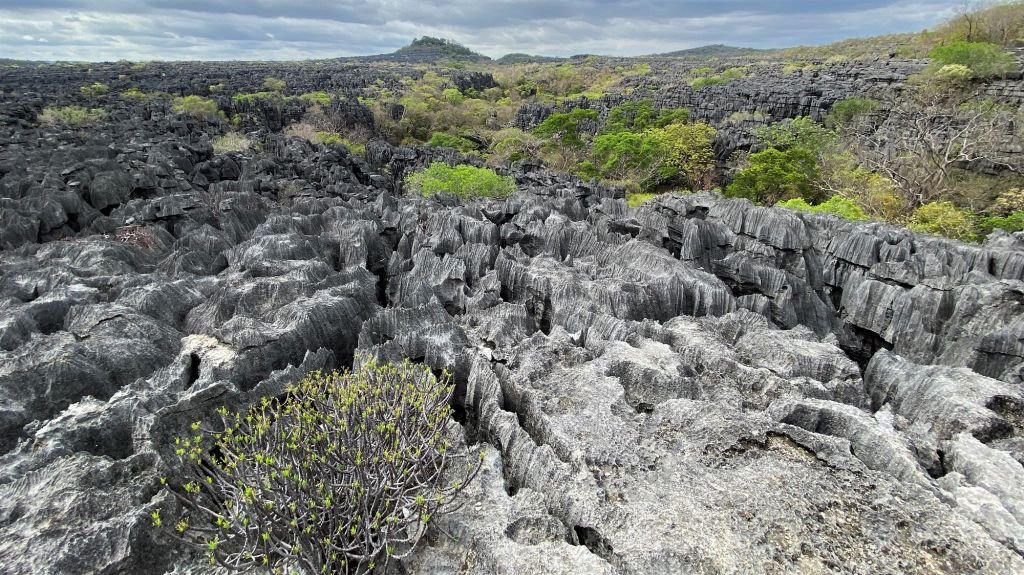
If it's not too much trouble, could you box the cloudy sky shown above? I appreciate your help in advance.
[1,1,960,61]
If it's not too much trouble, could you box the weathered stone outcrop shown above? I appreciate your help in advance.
[0,61,1022,575]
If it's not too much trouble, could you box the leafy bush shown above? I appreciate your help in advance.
[298,91,332,106]
[777,195,868,220]
[725,111,766,125]
[601,100,690,134]
[441,88,464,105]
[991,188,1024,216]
[928,41,1016,79]
[591,129,675,190]
[689,76,726,90]
[533,108,599,147]
[212,132,250,155]
[427,132,478,152]
[726,147,819,205]
[406,162,516,199]
[909,201,979,241]
[627,192,659,208]
[232,92,283,105]
[38,106,107,127]
[121,87,150,100]
[980,211,1024,234]
[262,76,287,92]
[172,95,222,121]
[826,97,879,129]
[720,67,747,81]
[155,361,481,574]
[688,66,745,89]
[488,128,542,163]
[656,122,718,190]
[318,132,366,155]
[756,116,835,151]
[80,82,109,97]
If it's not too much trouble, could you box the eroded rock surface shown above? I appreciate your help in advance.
[1,61,1023,574]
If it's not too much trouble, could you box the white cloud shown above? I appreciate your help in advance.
[0,1,961,61]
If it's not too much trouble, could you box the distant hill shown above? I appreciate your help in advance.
[496,53,564,65]
[357,37,491,63]
[655,44,766,58]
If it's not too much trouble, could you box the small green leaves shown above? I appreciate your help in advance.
[150,509,162,528]
[159,361,482,574]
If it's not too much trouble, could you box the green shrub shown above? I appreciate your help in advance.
[38,106,107,127]
[627,192,659,208]
[441,88,465,105]
[591,129,676,190]
[991,188,1024,216]
[826,97,879,129]
[777,195,868,220]
[533,108,599,147]
[689,76,726,90]
[725,111,767,125]
[602,100,690,134]
[928,41,1016,79]
[232,92,283,105]
[172,95,222,121]
[427,132,478,152]
[721,67,747,81]
[79,82,109,97]
[316,132,366,155]
[656,122,718,190]
[602,100,657,134]
[979,211,1024,235]
[488,128,542,163]
[726,147,819,205]
[406,162,516,199]
[262,76,287,92]
[212,132,250,155]
[755,116,835,151]
[298,91,332,106]
[909,201,979,241]
[121,87,150,100]
[155,360,481,574]
[208,83,224,93]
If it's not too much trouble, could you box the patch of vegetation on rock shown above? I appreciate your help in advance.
[406,162,516,199]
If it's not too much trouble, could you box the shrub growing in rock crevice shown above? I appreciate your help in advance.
[38,106,107,127]
[154,360,482,574]
[406,162,516,199]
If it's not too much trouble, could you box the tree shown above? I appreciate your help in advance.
[928,41,1016,79]
[655,122,717,190]
[263,77,287,92]
[826,97,879,131]
[406,162,516,199]
[909,201,980,241]
[591,129,674,189]
[777,195,869,221]
[155,361,482,574]
[533,108,599,148]
[851,95,1024,209]
[755,116,836,152]
[726,147,819,205]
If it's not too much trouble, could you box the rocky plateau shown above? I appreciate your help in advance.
[0,58,1023,574]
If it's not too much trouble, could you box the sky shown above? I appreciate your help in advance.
[0,1,962,62]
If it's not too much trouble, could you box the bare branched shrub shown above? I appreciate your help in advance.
[114,225,158,249]
[156,361,482,574]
